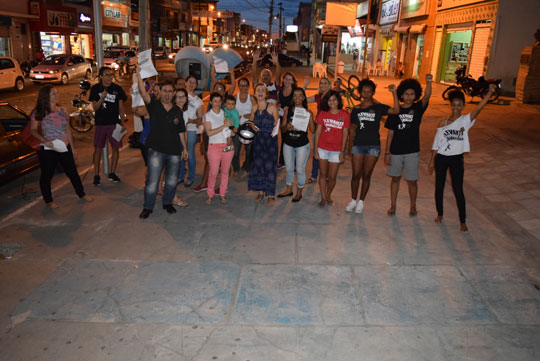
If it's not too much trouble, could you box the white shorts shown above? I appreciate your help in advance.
[317,148,341,163]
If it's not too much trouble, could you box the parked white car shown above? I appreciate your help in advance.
[0,57,25,91]
[30,54,92,85]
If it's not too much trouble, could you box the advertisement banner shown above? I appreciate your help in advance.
[47,10,76,28]
[326,2,358,27]
[402,0,429,19]
[322,25,339,43]
[437,0,485,11]
[379,0,401,25]
[102,3,129,28]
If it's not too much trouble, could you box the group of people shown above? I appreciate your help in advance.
[28,51,497,232]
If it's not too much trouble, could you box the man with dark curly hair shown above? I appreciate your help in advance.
[384,74,433,216]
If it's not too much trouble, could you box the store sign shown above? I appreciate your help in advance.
[379,0,401,25]
[347,19,364,38]
[437,0,485,11]
[321,25,339,43]
[356,1,369,18]
[47,10,76,28]
[79,13,91,23]
[101,3,129,28]
[402,0,429,19]
[77,12,93,27]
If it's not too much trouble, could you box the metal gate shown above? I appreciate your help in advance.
[468,24,491,79]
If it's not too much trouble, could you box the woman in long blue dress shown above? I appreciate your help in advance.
[248,83,280,205]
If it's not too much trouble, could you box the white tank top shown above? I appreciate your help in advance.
[236,93,253,125]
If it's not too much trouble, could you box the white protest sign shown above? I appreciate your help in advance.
[138,49,158,79]
[291,107,309,132]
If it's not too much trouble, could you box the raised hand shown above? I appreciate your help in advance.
[425,73,433,83]
[488,83,497,93]
[271,50,278,65]
[303,76,310,88]
[388,84,396,93]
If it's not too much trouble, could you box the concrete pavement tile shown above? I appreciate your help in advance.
[0,320,151,361]
[458,265,540,324]
[0,260,59,332]
[508,192,535,201]
[516,198,540,210]
[296,326,446,361]
[77,221,198,262]
[12,259,132,322]
[353,265,496,325]
[98,262,239,324]
[475,186,501,195]
[232,265,364,325]
[436,326,540,361]
[516,218,540,231]
[484,194,513,203]
[193,223,295,264]
[296,221,403,266]
[528,189,540,197]
[528,229,540,241]
[503,208,538,221]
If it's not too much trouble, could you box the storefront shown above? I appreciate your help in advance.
[101,0,131,48]
[431,0,498,82]
[29,2,78,56]
[374,0,401,75]
[0,7,39,61]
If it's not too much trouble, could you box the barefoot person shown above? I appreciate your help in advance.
[277,88,314,202]
[384,74,433,216]
[204,93,234,204]
[29,86,93,208]
[347,79,399,213]
[248,83,280,205]
[428,84,497,232]
[89,67,127,186]
[314,90,350,207]
[135,70,188,219]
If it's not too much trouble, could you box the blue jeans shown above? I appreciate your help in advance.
[144,148,181,210]
[178,130,197,182]
[311,133,319,179]
[283,143,310,188]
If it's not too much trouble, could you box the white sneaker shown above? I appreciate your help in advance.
[345,200,357,212]
[355,200,364,214]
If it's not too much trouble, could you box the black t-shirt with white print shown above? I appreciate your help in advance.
[385,100,428,155]
[89,82,127,126]
[350,103,390,146]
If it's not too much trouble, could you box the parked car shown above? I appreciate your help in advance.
[260,53,302,67]
[0,102,39,185]
[0,57,25,91]
[154,46,170,59]
[30,54,92,85]
[202,45,213,54]
[168,48,181,63]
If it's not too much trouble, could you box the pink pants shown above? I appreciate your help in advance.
[207,143,234,198]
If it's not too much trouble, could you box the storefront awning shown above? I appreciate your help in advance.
[0,11,39,20]
[394,25,410,33]
[409,24,427,33]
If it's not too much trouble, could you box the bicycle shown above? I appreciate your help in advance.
[334,74,362,111]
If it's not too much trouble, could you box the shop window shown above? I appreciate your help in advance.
[0,38,11,57]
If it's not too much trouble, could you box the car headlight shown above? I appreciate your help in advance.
[169,54,174,58]
[112,63,119,69]
[246,51,249,55]
[49,70,58,74]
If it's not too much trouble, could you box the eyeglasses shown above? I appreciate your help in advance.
[102,73,113,77]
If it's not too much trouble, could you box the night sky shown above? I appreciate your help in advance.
[215,0,305,31]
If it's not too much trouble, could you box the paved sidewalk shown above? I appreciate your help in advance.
[1,66,540,360]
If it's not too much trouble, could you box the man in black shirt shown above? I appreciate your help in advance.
[89,67,127,185]
[135,69,188,219]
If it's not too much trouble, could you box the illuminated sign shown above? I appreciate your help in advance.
[104,7,121,19]
[79,13,91,23]
[379,0,401,25]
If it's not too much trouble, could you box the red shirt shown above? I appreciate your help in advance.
[316,110,350,151]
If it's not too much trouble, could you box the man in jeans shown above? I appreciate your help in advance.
[89,66,127,185]
[134,69,188,219]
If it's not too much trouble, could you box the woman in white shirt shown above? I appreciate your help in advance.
[428,84,497,232]
[232,77,255,175]
[204,92,233,204]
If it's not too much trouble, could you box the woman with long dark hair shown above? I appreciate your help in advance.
[277,72,297,169]
[277,88,314,202]
[248,83,280,205]
[30,85,93,208]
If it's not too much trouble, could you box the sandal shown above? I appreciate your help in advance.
[173,196,189,207]
[266,196,275,205]
[255,193,264,203]
[306,177,316,184]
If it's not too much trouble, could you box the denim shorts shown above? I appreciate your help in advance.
[352,145,381,157]
[317,148,341,163]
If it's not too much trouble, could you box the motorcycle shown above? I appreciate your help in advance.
[442,65,501,103]
[69,79,95,133]
[20,60,38,78]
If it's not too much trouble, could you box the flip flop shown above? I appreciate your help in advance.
[306,178,316,184]
[173,197,189,207]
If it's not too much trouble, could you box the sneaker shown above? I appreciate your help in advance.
[93,175,101,186]
[108,173,121,183]
[193,185,208,192]
[355,200,364,214]
[345,199,357,212]
[277,163,285,170]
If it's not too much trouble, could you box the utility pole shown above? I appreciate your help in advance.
[139,0,149,51]
[361,1,372,78]
[269,0,274,43]
[279,2,283,44]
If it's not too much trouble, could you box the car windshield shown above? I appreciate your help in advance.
[104,51,121,58]
[42,57,66,65]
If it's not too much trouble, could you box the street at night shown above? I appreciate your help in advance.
[1,0,540,360]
